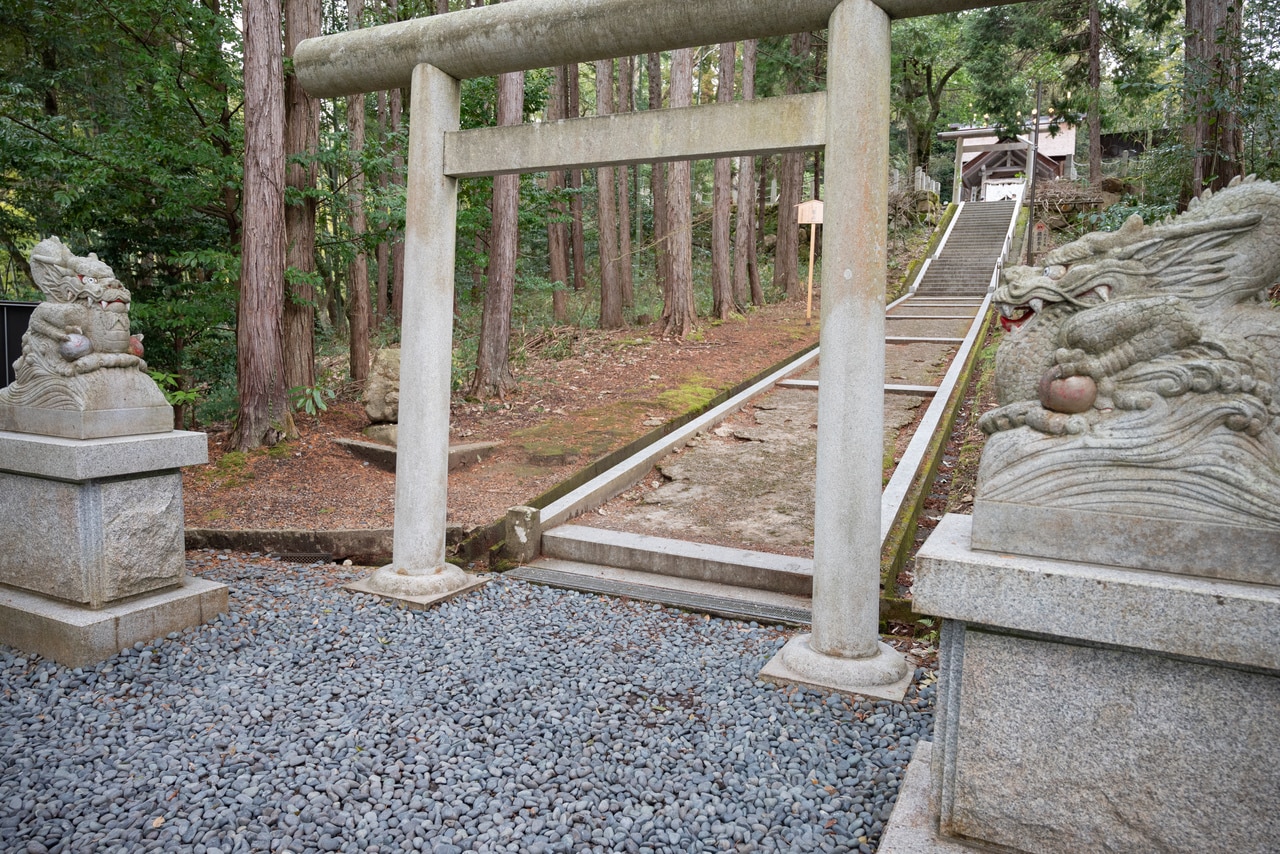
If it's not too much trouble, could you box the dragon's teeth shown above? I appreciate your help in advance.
[1029,298,1044,313]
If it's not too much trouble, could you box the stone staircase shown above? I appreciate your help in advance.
[914,200,1019,297]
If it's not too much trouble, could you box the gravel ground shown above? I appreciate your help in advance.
[0,554,935,854]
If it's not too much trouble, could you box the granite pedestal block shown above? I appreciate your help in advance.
[972,498,1280,586]
[897,513,1280,854]
[0,429,224,666]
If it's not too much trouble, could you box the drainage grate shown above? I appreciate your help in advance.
[508,565,811,627]
[273,552,334,564]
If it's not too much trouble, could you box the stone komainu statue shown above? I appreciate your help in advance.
[977,176,1280,532]
[0,237,169,437]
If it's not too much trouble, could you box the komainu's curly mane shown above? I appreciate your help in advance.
[976,176,1280,539]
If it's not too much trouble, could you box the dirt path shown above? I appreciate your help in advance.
[571,336,954,557]
[184,300,823,534]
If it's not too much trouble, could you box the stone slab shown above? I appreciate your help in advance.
[521,557,813,624]
[335,437,502,474]
[345,573,489,610]
[914,514,1280,672]
[0,429,207,481]
[0,403,173,440]
[0,576,228,669]
[876,742,973,854]
[759,635,912,703]
[0,470,187,606]
[972,499,1280,586]
[542,525,814,596]
[934,625,1280,853]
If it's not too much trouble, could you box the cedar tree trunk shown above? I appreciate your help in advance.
[282,0,320,393]
[662,48,696,338]
[232,0,294,449]
[711,41,735,320]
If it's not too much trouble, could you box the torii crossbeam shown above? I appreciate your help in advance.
[294,0,1027,701]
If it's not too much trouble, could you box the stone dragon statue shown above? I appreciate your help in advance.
[1,237,154,412]
[976,176,1280,529]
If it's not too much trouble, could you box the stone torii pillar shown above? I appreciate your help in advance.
[758,0,911,699]
[353,63,476,602]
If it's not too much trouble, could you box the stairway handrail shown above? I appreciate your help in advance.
[989,184,1026,292]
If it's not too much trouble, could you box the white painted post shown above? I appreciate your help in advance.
[760,0,909,701]
[360,63,473,600]
[953,138,964,202]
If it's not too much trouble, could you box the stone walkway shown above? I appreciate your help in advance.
[575,341,954,557]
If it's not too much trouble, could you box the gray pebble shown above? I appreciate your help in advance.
[0,572,933,852]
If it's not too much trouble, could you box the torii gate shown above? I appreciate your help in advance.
[295,0,1020,701]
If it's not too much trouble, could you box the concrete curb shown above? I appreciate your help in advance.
[185,528,397,565]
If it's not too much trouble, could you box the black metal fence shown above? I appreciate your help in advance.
[1,301,37,389]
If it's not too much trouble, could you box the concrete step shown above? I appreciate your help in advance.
[510,558,812,626]
[914,287,991,296]
[540,524,813,596]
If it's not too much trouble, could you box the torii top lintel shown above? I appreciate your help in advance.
[295,0,1021,99]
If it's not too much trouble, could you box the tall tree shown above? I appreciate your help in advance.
[734,40,761,309]
[567,64,587,292]
[773,32,811,302]
[892,15,964,174]
[283,0,320,393]
[345,0,371,384]
[662,48,696,338]
[387,0,406,323]
[1087,0,1103,184]
[471,62,525,395]
[374,89,389,327]
[711,42,735,320]
[1185,0,1244,195]
[232,0,294,449]
[547,65,572,323]
[647,52,671,308]
[389,82,406,320]
[616,55,635,309]
[596,58,624,329]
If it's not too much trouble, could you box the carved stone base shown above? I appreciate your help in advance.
[0,430,207,608]
[0,367,171,439]
[759,635,912,703]
[0,402,173,440]
[0,577,228,669]
[346,564,488,609]
[972,499,1280,585]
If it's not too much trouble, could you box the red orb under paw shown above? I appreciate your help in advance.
[128,336,145,358]
[1039,371,1097,414]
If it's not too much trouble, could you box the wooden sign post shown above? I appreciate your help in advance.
[796,199,824,324]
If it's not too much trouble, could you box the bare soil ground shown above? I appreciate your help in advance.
[184,300,824,535]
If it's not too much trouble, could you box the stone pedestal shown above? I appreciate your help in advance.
[0,429,226,667]
[882,513,1280,854]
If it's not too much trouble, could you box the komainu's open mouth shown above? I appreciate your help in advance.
[997,302,1037,332]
